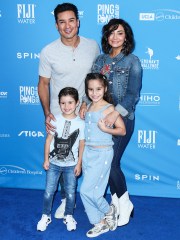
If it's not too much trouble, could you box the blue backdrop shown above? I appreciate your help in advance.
[0,0,180,198]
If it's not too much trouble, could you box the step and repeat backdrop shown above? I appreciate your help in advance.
[0,0,180,198]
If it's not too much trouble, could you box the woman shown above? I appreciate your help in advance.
[80,18,142,226]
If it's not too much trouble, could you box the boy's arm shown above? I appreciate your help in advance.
[74,139,85,176]
[44,134,53,170]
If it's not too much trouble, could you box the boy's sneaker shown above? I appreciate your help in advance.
[104,204,118,231]
[54,198,66,219]
[63,215,77,231]
[86,222,109,238]
[37,214,51,231]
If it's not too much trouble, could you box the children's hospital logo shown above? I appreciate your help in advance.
[97,4,119,24]
[0,165,42,176]
[141,47,159,70]
[139,9,180,21]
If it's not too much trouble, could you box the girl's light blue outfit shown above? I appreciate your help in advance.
[80,104,114,224]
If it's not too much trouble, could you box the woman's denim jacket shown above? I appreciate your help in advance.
[91,52,142,120]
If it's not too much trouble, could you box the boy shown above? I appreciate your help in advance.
[37,87,85,231]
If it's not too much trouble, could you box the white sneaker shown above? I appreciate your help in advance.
[104,204,118,231]
[86,222,109,238]
[54,199,66,219]
[37,214,51,231]
[63,215,77,231]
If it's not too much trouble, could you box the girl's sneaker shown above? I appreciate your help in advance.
[63,215,77,231]
[37,214,52,231]
[86,222,109,238]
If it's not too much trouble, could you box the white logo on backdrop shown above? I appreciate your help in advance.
[139,9,180,21]
[17,4,36,24]
[17,52,40,59]
[97,4,119,24]
[138,130,157,149]
[18,131,44,138]
[19,86,40,105]
[138,93,160,106]
[0,165,42,176]
[135,174,160,181]
[141,48,159,70]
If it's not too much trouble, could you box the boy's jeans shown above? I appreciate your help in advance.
[43,163,76,216]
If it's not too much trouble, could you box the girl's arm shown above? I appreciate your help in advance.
[44,134,53,170]
[74,139,85,176]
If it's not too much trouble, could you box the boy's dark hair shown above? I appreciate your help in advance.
[102,18,135,55]
[58,87,79,103]
[85,73,113,104]
[54,3,79,23]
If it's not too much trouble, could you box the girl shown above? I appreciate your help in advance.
[80,73,126,238]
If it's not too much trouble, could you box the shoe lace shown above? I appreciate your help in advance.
[66,215,77,224]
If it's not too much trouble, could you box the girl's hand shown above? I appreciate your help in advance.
[98,119,107,132]
[43,160,50,170]
[74,163,81,177]
[104,111,119,128]
[79,102,87,119]
[45,113,56,133]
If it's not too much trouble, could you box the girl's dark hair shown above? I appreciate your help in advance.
[102,18,135,55]
[85,73,113,104]
[58,87,79,104]
[54,3,79,23]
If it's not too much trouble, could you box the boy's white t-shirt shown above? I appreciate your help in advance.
[49,114,85,167]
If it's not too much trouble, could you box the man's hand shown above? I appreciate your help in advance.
[104,111,119,128]
[45,112,56,133]
[79,102,87,119]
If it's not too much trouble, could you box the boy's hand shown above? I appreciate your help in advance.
[74,163,81,176]
[43,160,50,170]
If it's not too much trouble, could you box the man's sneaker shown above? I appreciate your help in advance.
[63,215,77,231]
[104,204,118,231]
[54,199,66,219]
[86,222,109,238]
[37,214,51,231]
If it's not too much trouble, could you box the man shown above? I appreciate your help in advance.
[38,2,99,224]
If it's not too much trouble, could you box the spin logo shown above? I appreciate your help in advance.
[97,4,119,24]
[135,174,160,181]
[19,86,40,105]
[138,130,157,149]
[17,52,40,60]
[17,4,36,24]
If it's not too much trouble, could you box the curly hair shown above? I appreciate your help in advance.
[101,18,135,55]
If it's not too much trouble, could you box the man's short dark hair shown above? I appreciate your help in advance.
[54,3,79,23]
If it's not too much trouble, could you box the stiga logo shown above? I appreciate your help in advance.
[141,48,159,70]
[18,131,44,137]
[139,93,160,106]
[138,130,157,149]
[17,4,36,24]
[0,165,42,176]
[97,4,119,24]
[19,86,40,105]
[139,9,180,22]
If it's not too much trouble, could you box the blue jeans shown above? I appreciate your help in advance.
[80,146,113,224]
[109,117,135,198]
[43,163,76,216]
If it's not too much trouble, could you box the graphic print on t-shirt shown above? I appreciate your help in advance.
[49,120,79,162]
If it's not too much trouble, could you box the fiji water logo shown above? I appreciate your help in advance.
[138,130,157,149]
[139,9,180,21]
[138,93,160,106]
[17,4,36,24]
[17,52,40,60]
[18,131,44,138]
[97,4,119,24]
[141,47,159,70]
[19,86,40,105]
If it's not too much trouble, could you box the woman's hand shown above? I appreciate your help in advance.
[104,110,120,127]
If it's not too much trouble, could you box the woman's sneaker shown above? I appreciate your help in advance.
[37,214,51,231]
[63,215,77,231]
[104,204,118,231]
[54,199,66,219]
[86,222,109,238]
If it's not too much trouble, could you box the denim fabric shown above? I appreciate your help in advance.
[92,52,142,120]
[43,163,76,216]
[80,146,113,224]
[109,117,135,198]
